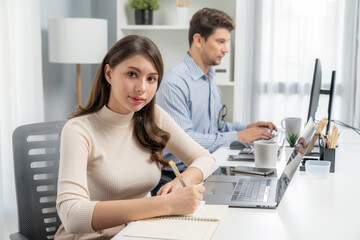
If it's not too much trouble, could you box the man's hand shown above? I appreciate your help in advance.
[247,121,278,132]
[237,127,274,143]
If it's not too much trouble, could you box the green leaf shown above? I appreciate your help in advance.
[286,132,299,147]
[128,0,159,10]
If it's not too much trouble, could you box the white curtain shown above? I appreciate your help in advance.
[0,0,44,238]
[234,0,360,129]
[342,0,360,128]
[355,0,360,128]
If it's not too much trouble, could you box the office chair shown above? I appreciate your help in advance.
[10,121,66,240]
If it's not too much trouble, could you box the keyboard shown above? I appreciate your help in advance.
[239,131,285,155]
[231,179,271,202]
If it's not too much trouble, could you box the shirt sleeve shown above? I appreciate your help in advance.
[219,120,247,133]
[56,120,98,234]
[156,106,217,180]
[157,78,240,153]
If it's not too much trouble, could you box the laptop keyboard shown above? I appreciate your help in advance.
[231,179,271,202]
[239,131,285,155]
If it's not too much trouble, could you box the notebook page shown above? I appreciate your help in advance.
[195,204,228,220]
[123,218,218,240]
[122,204,228,240]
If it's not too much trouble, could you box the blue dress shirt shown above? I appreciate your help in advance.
[156,53,247,172]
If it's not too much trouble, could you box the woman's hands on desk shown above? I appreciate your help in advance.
[157,177,184,195]
[238,121,278,143]
[159,185,205,215]
[156,166,205,215]
[157,166,204,195]
[91,184,204,230]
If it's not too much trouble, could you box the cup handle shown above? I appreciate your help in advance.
[281,119,285,128]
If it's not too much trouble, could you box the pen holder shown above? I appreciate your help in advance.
[177,7,188,26]
[319,147,335,173]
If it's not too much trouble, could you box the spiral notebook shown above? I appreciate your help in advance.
[122,204,228,240]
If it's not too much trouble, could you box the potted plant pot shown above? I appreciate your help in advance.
[285,146,294,160]
[135,9,153,25]
[285,132,299,160]
[129,0,159,25]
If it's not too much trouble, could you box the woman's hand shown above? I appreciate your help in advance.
[162,185,205,215]
[157,167,205,195]
[157,178,183,195]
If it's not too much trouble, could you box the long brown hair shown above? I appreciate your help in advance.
[70,35,170,168]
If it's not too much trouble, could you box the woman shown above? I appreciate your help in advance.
[55,35,216,239]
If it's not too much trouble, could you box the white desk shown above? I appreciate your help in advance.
[113,128,360,240]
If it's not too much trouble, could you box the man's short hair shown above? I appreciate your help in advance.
[188,8,235,47]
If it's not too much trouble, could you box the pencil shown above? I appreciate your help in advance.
[169,160,187,187]
[320,132,326,147]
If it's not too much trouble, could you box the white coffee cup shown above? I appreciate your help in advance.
[254,141,278,168]
[281,117,302,136]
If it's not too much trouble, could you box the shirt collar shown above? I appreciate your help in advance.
[184,53,215,82]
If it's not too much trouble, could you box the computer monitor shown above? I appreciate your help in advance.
[307,59,322,122]
[307,58,336,134]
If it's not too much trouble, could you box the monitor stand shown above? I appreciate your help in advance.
[320,71,336,134]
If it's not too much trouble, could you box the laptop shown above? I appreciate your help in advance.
[203,118,316,208]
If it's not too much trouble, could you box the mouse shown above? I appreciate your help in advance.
[229,141,251,150]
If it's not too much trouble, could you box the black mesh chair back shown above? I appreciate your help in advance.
[10,121,66,240]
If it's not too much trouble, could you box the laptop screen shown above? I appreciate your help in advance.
[276,117,316,202]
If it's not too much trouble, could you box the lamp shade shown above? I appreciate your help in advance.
[48,18,108,64]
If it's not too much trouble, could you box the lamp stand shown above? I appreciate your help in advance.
[76,64,81,106]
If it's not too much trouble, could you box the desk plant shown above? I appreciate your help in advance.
[129,0,159,25]
[286,133,299,148]
[285,132,299,160]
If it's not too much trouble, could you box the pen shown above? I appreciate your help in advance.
[169,160,187,187]
[320,132,326,148]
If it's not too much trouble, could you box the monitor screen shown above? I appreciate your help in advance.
[307,59,322,122]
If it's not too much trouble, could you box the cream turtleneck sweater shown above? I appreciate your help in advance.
[55,105,216,239]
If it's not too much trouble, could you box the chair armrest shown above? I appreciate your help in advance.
[9,233,29,240]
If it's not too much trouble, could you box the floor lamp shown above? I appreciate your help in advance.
[48,18,108,106]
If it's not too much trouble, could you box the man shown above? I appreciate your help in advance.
[155,8,277,192]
